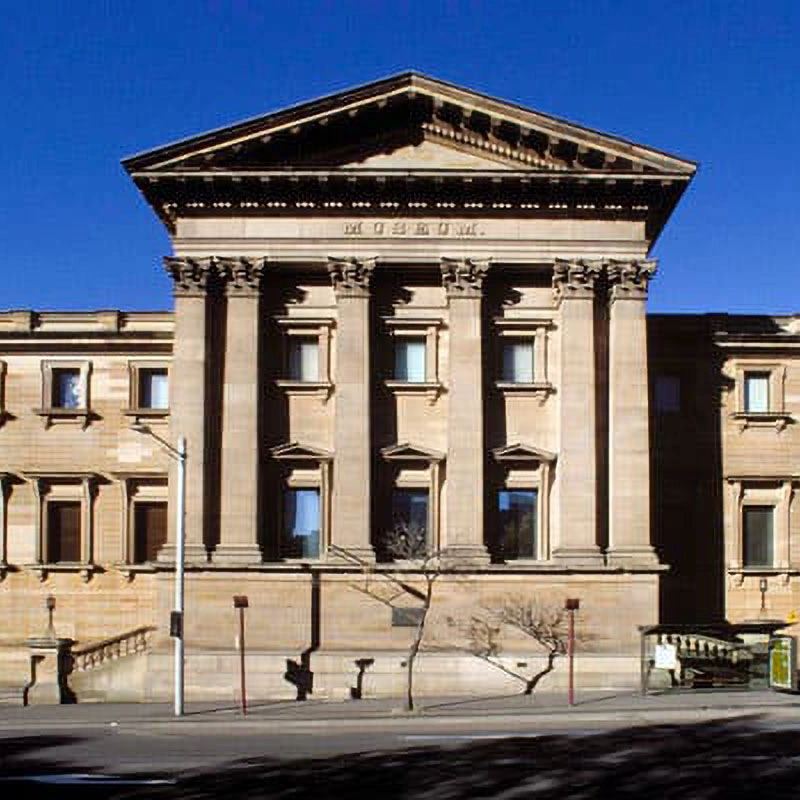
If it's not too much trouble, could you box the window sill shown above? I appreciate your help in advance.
[384,381,443,405]
[495,381,554,404]
[117,562,160,581]
[727,566,800,586]
[27,562,98,583]
[33,408,94,430]
[124,408,169,424]
[275,380,332,402]
[731,412,793,432]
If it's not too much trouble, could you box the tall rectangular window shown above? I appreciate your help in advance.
[139,369,169,409]
[288,338,319,382]
[655,375,681,413]
[52,368,82,409]
[283,488,320,559]
[133,501,168,563]
[391,489,429,540]
[743,506,773,567]
[744,373,770,413]
[498,489,538,560]
[394,338,426,383]
[502,340,534,383]
[47,501,81,563]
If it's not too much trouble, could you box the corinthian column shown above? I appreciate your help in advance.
[552,260,604,565]
[441,258,490,565]
[162,257,214,564]
[214,258,264,565]
[328,258,375,562]
[606,261,659,566]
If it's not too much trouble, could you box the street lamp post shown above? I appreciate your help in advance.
[130,424,187,717]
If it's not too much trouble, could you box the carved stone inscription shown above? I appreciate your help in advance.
[343,220,484,238]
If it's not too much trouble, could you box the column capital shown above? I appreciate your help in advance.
[607,260,657,302]
[164,257,215,297]
[440,258,490,299]
[552,259,603,303]
[215,257,265,296]
[327,257,375,298]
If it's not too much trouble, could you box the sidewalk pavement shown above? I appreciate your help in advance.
[2,688,799,730]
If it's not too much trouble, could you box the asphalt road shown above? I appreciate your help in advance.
[4,712,800,798]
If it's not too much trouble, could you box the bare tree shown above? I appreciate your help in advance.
[331,522,442,712]
[455,596,579,696]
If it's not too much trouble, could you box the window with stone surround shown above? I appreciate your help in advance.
[37,360,92,428]
[383,317,442,402]
[731,363,791,431]
[380,444,443,559]
[726,479,794,579]
[113,474,168,572]
[270,443,331,562]
[491,444,555,563]
[25,473,99,581]
[275,317,333,400]
[743,506,773,568]
[493,318,554,401]
[126,361,170,422]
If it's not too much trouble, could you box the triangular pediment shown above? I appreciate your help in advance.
[270,442,332,461]
[124,72,696,177]
[381,442,445,462]
[492,443,556,463]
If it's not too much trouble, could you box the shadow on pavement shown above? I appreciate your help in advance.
[115,716,800,799]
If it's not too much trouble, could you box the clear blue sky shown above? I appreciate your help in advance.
[3,1,798,314]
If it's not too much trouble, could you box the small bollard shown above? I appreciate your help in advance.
[233,596,249,714]
[565,598,580,706]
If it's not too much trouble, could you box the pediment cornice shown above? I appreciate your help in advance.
[381,442,445,462]
[124,72,696,178]
[492,443,557,463]
[270,442,332,461]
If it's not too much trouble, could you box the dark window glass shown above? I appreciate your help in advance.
[140,369,169,409]
[52,368,81,408]
[391,489,429,536]
[134,502,168,563]
[282,489,320,559]
[47,501,81,563]
[498,490,537,560]
[743,506,773,567]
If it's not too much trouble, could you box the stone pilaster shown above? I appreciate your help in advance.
[441,258,490,565]
[606,261,660,567]
[161,257,214,564]
[552,259,604,565]
[214,258,264,565]
[328,258,375,562]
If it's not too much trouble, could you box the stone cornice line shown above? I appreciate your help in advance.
[440,258,490,299]
[327,257,376,298]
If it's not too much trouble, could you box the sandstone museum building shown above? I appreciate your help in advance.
[1,73,797,701]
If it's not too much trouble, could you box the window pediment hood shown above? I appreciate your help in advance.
[270,442,332,461]
[492,443,556,463]
[381,442,445,462]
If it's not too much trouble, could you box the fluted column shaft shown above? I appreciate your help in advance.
[552,260,604,565]
[162,258,213,563]
[607,261,659,566]
[215,258,264,565]
[329,259,375,561]
[441,259,490,564]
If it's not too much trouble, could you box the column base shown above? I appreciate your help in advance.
[212,544,264,567]
[157,543,210,566]
[441,545,491,568]
[605,546,661,569]
[550,546,605,567]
